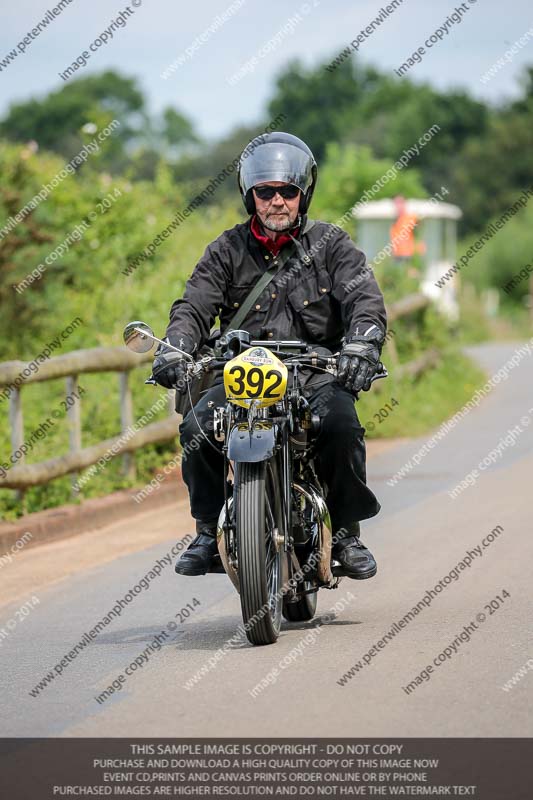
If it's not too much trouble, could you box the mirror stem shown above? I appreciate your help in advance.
[132,327,194,361]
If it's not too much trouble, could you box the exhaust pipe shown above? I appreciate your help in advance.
[292,482,335,585]
[216,482,336,591]
[216,499,240,592]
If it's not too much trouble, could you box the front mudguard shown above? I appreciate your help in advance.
[227,422,277,463]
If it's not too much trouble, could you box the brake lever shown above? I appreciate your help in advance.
[370,363,388,383]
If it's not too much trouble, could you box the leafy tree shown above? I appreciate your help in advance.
[451,110,533,233]
[459,203,533,302]
[171,122,269,209]
[162,107,200,149]
[509,65,533,115]
[126,108,202,182]
[0,72,144,163]
[267,58,382,161]
[312,142,426,223]
[266,56,489,231]
[0,71,199,176]
[362,84,487,195]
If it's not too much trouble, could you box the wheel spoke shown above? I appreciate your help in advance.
[266,548,277,572]
[265,469,281,615]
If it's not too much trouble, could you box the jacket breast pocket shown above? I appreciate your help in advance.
[225,284,268,332]
[288,270,339,341]
[227,283,254,309]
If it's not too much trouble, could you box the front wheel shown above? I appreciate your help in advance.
[235,458,284,645]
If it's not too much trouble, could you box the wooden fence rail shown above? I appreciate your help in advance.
[0,293,436,494]
[387,292,430,322]
[0,347,175,494]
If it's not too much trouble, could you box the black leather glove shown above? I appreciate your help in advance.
[337,324,384,394]
[151,335,196,394]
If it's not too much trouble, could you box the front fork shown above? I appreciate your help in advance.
[215,402,297,591]
[212,403,235,564]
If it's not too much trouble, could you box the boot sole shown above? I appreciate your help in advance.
[175,564,209,576]
[332,564,377,580]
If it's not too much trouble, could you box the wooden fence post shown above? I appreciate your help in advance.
[119,371,136,480]
[9,388,25,509]
[168,388,176,417]
[66,375,82,498]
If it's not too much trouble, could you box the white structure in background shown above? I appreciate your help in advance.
[352,198,462,320]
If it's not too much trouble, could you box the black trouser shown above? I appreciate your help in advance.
[178,380,380,537]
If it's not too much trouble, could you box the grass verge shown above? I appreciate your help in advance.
[356,350,486,439]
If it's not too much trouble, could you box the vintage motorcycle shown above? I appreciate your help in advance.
[124,321,386,646]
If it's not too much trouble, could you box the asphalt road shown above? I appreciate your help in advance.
[1,342,532,737]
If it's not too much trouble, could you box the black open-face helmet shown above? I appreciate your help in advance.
[238,131,317,215]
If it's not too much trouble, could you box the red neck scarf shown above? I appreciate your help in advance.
[250,214,300,256]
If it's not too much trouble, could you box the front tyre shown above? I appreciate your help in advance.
[235,459,283,645]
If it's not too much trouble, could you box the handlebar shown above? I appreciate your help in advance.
[191,343,388,385]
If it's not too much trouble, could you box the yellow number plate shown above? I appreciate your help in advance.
[223,346,288,409]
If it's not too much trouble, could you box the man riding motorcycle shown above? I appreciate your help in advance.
[152,131,387,580]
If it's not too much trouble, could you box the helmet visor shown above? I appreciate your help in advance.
[239,142,314,195]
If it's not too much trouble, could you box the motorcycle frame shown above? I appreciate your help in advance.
[217,358,322,597]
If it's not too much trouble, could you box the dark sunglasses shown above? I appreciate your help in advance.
[253,184,300,200]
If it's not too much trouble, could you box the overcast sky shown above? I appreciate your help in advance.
[1,0,532,141]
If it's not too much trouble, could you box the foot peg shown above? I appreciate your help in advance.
[206,554,225,574]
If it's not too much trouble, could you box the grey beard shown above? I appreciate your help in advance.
[262,213,298,232]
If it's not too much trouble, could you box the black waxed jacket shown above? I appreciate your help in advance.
[165,215,387,392]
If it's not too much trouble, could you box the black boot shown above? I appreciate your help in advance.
[331,524,377,580]
[175,521,218,576]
